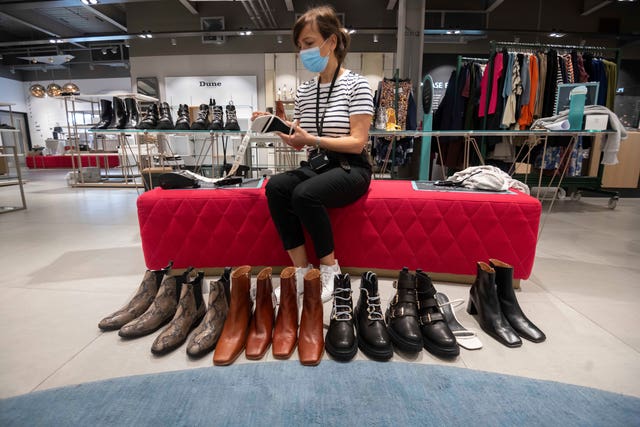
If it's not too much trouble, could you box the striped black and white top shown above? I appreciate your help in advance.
[294,70,374,137]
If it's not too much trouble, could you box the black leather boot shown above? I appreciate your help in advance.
[325,273,357,361]
[190,104,210,130]
[416,270,459,357]
[137,103,159,129]
[123,97,139,129]
[224,102,240,130]
[110,97,127,129]
[92,99,113,129]
[209,104,223,130]
[355,271,393,361]
[490,259,546,343]
[468,262,522,347]
[156,102,174,130]
[174,104,191,130]
[385,267,422,353]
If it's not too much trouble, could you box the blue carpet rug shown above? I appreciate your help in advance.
[1,362,639,427]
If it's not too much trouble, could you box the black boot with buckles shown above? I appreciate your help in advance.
[355,271,393,360]
[416,269,459,357]
[325,273,358,361]
[385,267,422,353]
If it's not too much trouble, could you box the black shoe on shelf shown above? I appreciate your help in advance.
[136,103,159,130]
[156,102,174,130]
[123,97,139,129]
[325,273,358,361]
[92,99,113,129]
[224,102,240,131]
[209,104,224,130]
[110,97,127,129]
[385,267,423,353]
[355,271,393,361]
[190,104,210,130]
[415,269,459,358]
[174,104,191,130]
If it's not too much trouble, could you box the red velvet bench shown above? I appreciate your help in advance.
[136,180,541,286]
[26,154,120,169]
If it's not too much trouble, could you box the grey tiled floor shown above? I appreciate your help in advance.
[1,170,639,398]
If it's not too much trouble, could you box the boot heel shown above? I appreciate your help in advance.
[467,299,477,315]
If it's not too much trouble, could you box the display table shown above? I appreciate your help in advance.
[26,154,120,169]
[137,180,542,282]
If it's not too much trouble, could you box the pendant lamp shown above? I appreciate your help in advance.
[30,83,46,98]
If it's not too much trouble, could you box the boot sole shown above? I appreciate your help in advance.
[357,338,393,361]
[422,339,460,358]
[387,326,423,353]
[325,339,358,362]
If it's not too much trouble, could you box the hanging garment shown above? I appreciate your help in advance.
[562,54,575,84]
[542,50,559,117]
[534,52,547,119]
[501,53,522,129]
[576,53,590,83]
[518,54,539,129]
[603,60,617,110]
[519,55,531,109]
[433,69,466,168]
[377,78,414,130]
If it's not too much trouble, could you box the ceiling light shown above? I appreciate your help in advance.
[49,39,56,44]
[277,35,283,44]
[10,66,15,74]
[30,84,46,98]
[81,0,89,4]
[138,34,145,39]
[171,38,177,46]
[146,33,152,39]
[348,28,356,34]
[549,32,566,38]
[454,30,461,34]
[89,0,98,4]
[110,47,117,54]
[48,57,54,63]
[373,34,379,43]
[101,48,107,54]
[124,42,130,48]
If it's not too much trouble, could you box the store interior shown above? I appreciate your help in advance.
[0,0,639,423]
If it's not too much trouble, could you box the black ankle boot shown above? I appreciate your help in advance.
[385,267,422,353]
[92,99,113,129]
[355,271,392,360]
[190,104,210,130]
[156,102,174,129]
[490,259,546,343]
[174,104,191,130]
[224,102,240,130]
[137,103,159,129]
[124,97,139,129]
[209,104,223,130]
[110,97,127,129]
[325,273,357,361]
[416,270,459,357]
[468,262,522,347]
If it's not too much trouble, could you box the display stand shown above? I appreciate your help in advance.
[0,130,27,214]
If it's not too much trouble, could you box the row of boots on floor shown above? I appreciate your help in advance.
[91,98,240,131]
[98,259,544,365]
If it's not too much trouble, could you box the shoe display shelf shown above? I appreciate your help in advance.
[0,102,26,213]
[56,93,158,189]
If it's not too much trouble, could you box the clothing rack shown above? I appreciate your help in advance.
[480,41,622,202]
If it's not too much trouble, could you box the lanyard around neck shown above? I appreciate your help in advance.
[316,65,341,137]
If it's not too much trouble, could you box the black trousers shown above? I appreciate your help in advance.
[265,164,371,259]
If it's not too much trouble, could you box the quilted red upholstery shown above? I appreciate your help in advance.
[137,180,541,279]
[26,155,119,169]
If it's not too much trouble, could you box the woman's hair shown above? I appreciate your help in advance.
[292,5,350,65]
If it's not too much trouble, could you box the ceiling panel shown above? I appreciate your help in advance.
[35,6,119,34]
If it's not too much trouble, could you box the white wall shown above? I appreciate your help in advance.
[24,77,130,148]
[0,77,27,113]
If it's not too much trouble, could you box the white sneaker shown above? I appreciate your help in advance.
[274,264,312,304]
[319,260,341,303]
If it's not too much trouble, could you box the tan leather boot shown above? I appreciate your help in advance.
[186,268,231,358]
[151,271,206,355]
[272,267,298,359]
[119,267,192,338]
[213,265,252,366]
[98,262,172,331]
[298,269,324,366]
[245,267,274,360]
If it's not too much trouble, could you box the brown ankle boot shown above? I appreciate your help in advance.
[272,267,298,359]
[119,267,192,338]
[245,267,275,360]
[298,269,324,366]
[151,271,206,355]
[98,262,172,331]
[213,265,252,365]
[186,268,231,358]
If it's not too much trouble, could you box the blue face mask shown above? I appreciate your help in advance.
[300,39,329,73]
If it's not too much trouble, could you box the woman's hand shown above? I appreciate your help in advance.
[250,111,270,122]
[276,120,313,151]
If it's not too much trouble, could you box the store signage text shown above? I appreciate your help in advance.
[199,81,223,87]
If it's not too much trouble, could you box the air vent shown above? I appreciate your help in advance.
[201,16,225,44]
